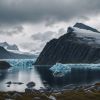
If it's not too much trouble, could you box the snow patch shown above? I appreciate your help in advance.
[69,27,100,45]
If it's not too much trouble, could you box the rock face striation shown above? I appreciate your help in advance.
[35,23,100,65]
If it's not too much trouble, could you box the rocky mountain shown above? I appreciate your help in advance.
[35,23,100,65]
[0,46,35,59]
[0,42,19,51]
[74,23,100,33]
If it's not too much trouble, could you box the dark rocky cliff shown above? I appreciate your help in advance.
[35,24,100,65]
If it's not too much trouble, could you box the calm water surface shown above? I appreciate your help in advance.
[0,59,100,92]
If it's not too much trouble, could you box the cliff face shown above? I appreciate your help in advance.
[35,23,100,65]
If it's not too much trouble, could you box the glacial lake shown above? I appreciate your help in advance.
[0,59,100,92]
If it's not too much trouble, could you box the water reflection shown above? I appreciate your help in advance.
[0,59,44,92]
[0,60,100,92]
[36,64,100,87]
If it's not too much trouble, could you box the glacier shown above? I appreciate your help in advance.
[4,59,36,71]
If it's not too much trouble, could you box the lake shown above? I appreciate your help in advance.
[0,59,100,92]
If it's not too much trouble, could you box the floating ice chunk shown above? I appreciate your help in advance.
[50,63,71,77]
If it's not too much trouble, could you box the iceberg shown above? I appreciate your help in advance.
[50,63,71,77]
[50,63,100,77]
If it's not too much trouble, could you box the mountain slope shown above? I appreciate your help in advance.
[0,46,35,59]
[35,23,100,65]
[0,42,19,51]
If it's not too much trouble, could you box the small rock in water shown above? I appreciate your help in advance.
[6,81,12,84]
[26,82,36,88]
[12,82,24,85]
[7,84,10,87]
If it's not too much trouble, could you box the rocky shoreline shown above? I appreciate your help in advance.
[0,61,11,69]
[0,82,100,100]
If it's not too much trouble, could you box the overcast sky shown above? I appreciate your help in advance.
[0,0,100,52]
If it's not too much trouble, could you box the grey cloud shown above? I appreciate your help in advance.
[58,28,66,36]
[31,28,66,42]
[31,31,55,42]
[21,28,66,51]
[20,42,45,51]
[23,28,65,51]
[0,25,23,35]
[0,0,100,25]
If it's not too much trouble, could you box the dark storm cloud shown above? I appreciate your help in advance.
[0,0,100,25]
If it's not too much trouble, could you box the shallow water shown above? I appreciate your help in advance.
[0,59,44,92]
[0,59,100,92]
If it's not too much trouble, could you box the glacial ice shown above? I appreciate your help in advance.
[50,63,71,77]
[50,63,100,77]
[4,59,36,71]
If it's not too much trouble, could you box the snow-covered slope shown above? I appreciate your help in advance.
[67,26,100,46]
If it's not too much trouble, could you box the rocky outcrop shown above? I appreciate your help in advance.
[35,23,100,65]
[74,23,100,33]
[0,61,11,69]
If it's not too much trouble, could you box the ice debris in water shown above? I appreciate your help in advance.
[50,63,71,77]
[50,63,100,77]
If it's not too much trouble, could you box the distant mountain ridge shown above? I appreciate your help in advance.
[0,46,36,59]
[0,42,19,51]
[35,23,100,65]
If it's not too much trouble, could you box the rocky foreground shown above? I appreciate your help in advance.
[0,83,100,100]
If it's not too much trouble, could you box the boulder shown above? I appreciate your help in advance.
[26,82,35,88]
[0,61,11,69]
